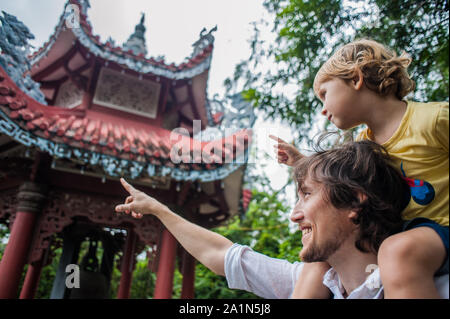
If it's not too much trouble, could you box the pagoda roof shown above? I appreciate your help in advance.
[29,0,216,80]
[0,67,252,182]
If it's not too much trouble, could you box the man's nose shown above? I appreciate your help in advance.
[290,207,304,223]
[321,107,327,116]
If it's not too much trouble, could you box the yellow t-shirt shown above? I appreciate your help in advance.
[357,101,449,226]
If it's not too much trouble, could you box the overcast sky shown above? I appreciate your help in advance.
[0,0,297,204]
[0,0,273,98]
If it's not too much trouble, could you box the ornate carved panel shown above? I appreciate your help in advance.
[93,67,161,119]
[54,80,84,108]
[28,189,162,263]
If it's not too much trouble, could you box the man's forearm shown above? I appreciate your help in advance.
[154,205,233,276]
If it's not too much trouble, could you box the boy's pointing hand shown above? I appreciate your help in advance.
[269,135,304,167]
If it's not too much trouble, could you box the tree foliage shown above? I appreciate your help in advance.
[226,0,449,141]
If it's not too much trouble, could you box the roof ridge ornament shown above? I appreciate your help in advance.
[191,25,217,58]
[206,93,255,130]
[123,12,148,57]
[0,11,47,104]
[73,0,90,16]
[106,36,116,47]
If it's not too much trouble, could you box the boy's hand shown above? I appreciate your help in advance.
[115,178,168,219]
[269,135,304,167]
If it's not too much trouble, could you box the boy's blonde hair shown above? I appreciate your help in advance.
[313,39,415,100]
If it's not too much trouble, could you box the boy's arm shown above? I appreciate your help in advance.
[291,262,332,298]
[115,178,233,276]
[269,135,304,166]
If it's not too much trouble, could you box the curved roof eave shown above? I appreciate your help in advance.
[0,67,252,183]
[29,0,215,80]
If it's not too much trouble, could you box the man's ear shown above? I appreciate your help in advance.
[352,68,364,91]
[348,211,358,221]
[348,192,367,221]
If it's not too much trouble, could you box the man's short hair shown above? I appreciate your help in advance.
[294,139,410,254]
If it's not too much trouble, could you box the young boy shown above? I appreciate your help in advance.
[271,39,449,298]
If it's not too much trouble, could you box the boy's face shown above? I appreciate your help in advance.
[316,77,365,130]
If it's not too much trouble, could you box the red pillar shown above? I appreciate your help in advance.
[153,228,177,299]
[117,228,137,299]
[20,245,49,299]
[19,258,44,299]
[0,212,39,299]
[180,249,196,299]
[0,182,47,299]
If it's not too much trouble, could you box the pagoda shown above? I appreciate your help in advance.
[0,0,255,299]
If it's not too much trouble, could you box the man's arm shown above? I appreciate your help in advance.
[115,178,233,276]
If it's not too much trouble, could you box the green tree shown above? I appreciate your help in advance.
[0,224,9,260]
[226,0,449,142]
[130,259,156,299]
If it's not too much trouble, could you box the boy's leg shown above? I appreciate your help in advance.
[378,226,447,299]
[291,262,332,298]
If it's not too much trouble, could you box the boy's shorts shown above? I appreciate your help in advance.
[403,217,449,276]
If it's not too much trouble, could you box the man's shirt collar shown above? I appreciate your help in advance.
[323,267,384,299]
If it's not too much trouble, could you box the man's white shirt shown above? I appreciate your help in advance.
[224,243,449,299]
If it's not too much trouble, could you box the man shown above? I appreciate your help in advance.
[115,140,449,299]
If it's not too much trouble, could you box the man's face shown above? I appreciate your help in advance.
[291,177,356,262]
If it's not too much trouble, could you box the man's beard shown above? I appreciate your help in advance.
[300,227,350,262]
